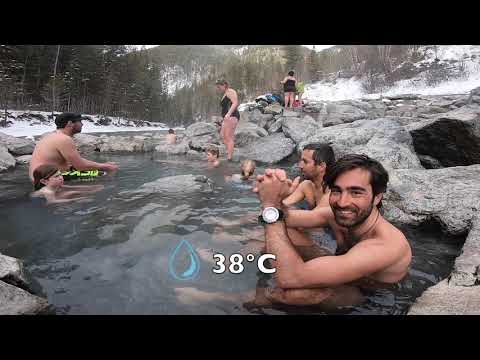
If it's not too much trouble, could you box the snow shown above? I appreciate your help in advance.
[301,45,480,102]
[0,110,183,138]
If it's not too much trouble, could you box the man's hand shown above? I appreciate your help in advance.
[253,168,300,208]
[103,162,119,173]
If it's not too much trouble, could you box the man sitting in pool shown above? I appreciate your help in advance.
[248,154,412,308]
[283,143,335,210]
[31,164,104,204]
[29,112,118,184]
[175,154,412,310]
[166,129,177,144]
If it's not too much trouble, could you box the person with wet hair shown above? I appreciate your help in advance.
[250,153,412,308]
[226,160,257,183]
[166,128,177,144]
[31,164,104,204]
[283,143,335,210]
[205,145,220,168]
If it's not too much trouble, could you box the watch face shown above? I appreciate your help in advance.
[263,207,279,224]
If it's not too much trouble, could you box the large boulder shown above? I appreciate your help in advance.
[0,281,50,315]
[249,109,274,127]
[155,141,190,155]
[407,105,480,167]
[235,122,268,148]
[184,122,218,138]
[0,146,16,172]
[97,135,155,153]
[303,101,324,113]
[0,132,35,156]
[359,136,423,171]
[183,122,221,152]
[408,279,480,315]
[320,103,367,127]
[449,216,480,286]
[282,115,322,144]
[119,174,213,198]
[240,133,295,164]
[299,118,422,171]
[386,94,420,101]
[188,134,221,152]
[282,110,301,117]
[382,165,480,235]
[267,117,284,134]
[15,155,32,165]
[0,253,30,291]
[73,133,102,154]
[467,86,480,105]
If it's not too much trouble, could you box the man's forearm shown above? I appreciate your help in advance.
[265,221,305,288]
[73,158,107,171]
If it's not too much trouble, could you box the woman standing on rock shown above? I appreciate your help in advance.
[281,70,297,109]
[215,79,240,161]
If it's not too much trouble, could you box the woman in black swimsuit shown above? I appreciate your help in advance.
[281,70,297,109]
[215,79,240,161]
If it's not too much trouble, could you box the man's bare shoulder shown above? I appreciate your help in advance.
[356,218,411,257]
[39,131,73,144]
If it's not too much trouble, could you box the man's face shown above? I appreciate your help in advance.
[70,120,83,134]
[329,168,380,228]
[299,149,323,180]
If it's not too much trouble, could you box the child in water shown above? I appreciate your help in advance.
[225,160,256,183]
[206,145,220,168]
[31,164,104,204]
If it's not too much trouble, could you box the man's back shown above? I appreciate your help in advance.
[166,133,177,144]
[29,132,72,181]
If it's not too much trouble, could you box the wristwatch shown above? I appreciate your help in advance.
[258,206,284,225]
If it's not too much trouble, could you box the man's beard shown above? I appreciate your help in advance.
[332,200,374,228]
[72,126,82,135]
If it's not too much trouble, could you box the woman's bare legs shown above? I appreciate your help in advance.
[221,116,238,160]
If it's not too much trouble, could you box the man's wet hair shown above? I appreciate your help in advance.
[206,145,219,158]
[168,129,175,134]
[55,113,83,129]
[323,154,389,208]
[288,70,295,76]
[303,143,335,169]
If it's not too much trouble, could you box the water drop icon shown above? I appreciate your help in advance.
[168,239,200,281]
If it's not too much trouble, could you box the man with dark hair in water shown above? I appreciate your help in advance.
[175,154,412,310]
[166,128,177,144]
[29,113,118,184]
[283,143,335,210]
[250,154,412,308]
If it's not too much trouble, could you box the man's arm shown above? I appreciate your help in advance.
[284,206,332,229]
[282,180,309,207]
[266,221,401,289]
[57,137,115,171]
